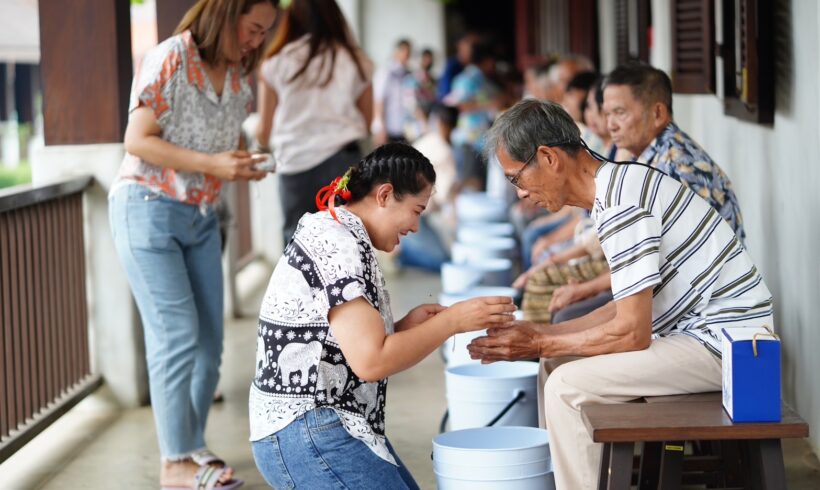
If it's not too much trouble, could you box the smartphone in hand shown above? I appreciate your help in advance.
[252,153,277,173]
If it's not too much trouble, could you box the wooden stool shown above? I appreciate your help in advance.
[581,394,809,489]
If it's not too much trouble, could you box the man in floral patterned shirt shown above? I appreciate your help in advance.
[602,62,746,243]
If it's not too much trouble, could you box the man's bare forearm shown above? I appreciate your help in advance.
[539,289,653,357]
[547,300,616,334]
[579,271,612,298]
[540,317,649,357]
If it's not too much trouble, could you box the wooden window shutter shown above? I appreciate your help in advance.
[569,0,599,67]
[615,0,631,65]
[615,0,651,65]
[671,0,715,94]
[0,64,7,121]
[721,0,774,124]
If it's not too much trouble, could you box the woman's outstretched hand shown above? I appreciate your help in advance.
[440,296,516,334]
[396,303,446,331]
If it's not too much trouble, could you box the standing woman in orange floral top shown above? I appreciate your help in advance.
[108,1,277,488]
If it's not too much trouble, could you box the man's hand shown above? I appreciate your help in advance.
[512,260,553,289]
[531,235,556,263]
[467,321,545,363]
[549,281,590,313]
[396,303,446,332]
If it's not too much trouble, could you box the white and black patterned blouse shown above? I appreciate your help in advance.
[248,208,396,464]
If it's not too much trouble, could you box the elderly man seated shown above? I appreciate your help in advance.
[468,99,773,490]
[521,62,750,322]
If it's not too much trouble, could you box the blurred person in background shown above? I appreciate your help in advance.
[373,39,413,144]
[415,48,438,117]
[437,32,478,101]
[560,71,598,125]
[403,47,438,141]
[542,54,595,103]
[561,71,606,153]
[524,61,554,100]
[400,103,461,270]
[444,42,499,190]
[109,1,277,488]
[583,77,617,160]
[255,0,373,246]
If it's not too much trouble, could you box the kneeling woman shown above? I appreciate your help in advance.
[249,143,515,489]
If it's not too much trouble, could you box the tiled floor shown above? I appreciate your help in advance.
[2,268,819,489]
[2,267,448,489]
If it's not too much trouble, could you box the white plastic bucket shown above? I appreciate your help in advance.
[457,222,515,243]
[445,362,540,430]
[451,237,517,263]
[441,259,513,294]
[433,427,555,490]
[441,329,485,367]
[456,192,508,223]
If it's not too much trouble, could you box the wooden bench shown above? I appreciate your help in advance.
[581,393,809,489]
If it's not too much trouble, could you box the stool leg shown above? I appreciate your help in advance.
[608,442,635,490]
[719,440,744,487]
[598,443,612,489]
[638,442,662,489]
[751,439,787,490]
[658,441,685,490]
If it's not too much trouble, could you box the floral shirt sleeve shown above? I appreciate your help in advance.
[130,42,184,131]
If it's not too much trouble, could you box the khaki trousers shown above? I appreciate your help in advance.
[536,335,722,490]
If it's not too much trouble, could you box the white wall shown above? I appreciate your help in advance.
[648,0,820,452]
[336,0,362,42]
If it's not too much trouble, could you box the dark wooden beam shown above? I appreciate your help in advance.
[514,0,534,72]
[14,64,34,124]
[0,64,7,121]
[38,0,132,145]
[569,0,600,69]
[156,0,197,43]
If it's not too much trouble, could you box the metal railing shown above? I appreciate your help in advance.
[0,176,102,463]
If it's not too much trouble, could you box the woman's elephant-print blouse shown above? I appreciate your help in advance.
[248,207,397,465]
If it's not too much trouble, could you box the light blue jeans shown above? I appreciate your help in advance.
[109,184,223,459]
[252,407,419,489]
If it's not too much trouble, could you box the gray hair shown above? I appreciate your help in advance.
[484,99,582,163]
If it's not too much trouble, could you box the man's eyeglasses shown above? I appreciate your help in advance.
[507,149,537,188]
[506,140,579,189]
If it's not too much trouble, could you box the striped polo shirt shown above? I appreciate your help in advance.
[592,162,773,356]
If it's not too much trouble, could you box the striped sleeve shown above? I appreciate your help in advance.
[597,205,662,300]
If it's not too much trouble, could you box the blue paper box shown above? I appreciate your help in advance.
[721,327,781,422]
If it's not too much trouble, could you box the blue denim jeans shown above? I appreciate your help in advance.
[398,215,449,272]
[109,184,223,459]
[252,407,419,489]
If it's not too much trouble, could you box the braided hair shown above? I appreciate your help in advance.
[344,143,436,204]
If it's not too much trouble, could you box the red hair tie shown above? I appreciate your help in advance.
[315,169,352,223]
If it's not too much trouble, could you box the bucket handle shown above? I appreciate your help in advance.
[437,390,526,434]
[486,390,526,427]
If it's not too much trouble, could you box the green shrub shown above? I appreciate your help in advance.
[0,162,32,189]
